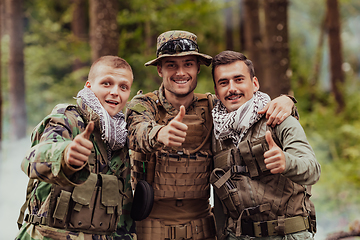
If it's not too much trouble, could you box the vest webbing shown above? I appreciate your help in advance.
[211,117,316,236]
[131,92,214,200]
[18,104,127,235]
[136,215,216,240]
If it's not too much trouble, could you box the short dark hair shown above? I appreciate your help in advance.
[211,50,255,85]
[88,55,132,82]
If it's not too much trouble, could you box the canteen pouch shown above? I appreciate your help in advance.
[131,180,154,221]
[210,168,241,219]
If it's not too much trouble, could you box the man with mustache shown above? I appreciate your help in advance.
[210,50,320,239]
[126,30,297,240]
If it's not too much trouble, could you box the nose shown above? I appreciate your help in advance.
[110,85,119,96]
[176,65,186,76]
[228,80,237,92]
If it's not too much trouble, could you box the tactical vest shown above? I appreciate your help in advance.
[19,104,127,235]
[210,117,316,238]
[131,92,213,201]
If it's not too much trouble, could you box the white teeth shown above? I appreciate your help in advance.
[174,80,188,84]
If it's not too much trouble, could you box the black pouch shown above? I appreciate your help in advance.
[130,180,154,221]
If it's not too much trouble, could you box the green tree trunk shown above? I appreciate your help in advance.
[0,0,2,147]
[242,0,265,85]
[89,0,119,62]
[225,0,234,50]
[326,0,345,113]
[7,0,26,140]
[72,0,88,73]
[263,0,291,99]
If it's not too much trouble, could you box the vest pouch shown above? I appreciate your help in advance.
[49,188,72,229]
[91,174,122,233]
[68,172,97,230]
[210,168,241,219]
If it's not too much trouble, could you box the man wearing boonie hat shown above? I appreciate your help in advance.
[126,30,297,240]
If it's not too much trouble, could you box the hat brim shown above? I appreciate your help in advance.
[144,51,212,67]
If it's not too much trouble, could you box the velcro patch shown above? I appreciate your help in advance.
[130,103,147,113]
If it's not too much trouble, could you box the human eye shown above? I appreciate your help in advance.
[120,84,129,91]
[218,80,227,86]
[167,63,176,68]
[185,62,193,67]
[102,81,110,86]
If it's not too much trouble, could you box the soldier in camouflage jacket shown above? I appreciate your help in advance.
[125,30,297,240]
[15,56,136,240]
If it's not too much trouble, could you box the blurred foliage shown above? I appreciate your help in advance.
[289,0,360,214]
[2,0,360,221]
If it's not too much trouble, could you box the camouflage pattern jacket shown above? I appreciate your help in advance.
[15,98,135,240]
[126,84,217,226]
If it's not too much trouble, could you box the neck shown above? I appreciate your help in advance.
[164,89,194,110]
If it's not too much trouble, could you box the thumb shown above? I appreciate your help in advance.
[265,130,276,149]
[82,121,94,140]
[174,105,186,122]
[258,102,269,114]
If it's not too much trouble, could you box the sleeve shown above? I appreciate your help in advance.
[275,116,321,185]
[112,147,136,240]
[125,94,165,153]
[21,105,90,187]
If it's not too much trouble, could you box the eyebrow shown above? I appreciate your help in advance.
[217,74,245,83]
[234,74,245,78]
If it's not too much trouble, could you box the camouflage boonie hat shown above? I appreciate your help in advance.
[144,30,212,67]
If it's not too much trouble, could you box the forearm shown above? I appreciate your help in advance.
[22,111,89,186]
[126,96,165,153]
[21,139,83,186]
[127,115,164,153]
[276,117,321,185]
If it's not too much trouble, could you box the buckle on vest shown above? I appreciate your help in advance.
[259,221,269,237]
[231,165,246,174]
[168,224,188,240]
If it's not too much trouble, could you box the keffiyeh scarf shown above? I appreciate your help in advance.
[77,87,127,151]
[212,91,270,147]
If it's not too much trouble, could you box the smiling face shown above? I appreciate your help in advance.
[214,60,259,113]
[157,55,200,101]
[86,64,133,117]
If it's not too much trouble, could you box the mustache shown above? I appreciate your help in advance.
[225,92,243,100]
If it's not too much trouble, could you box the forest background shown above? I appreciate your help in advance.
[1,0,360,239]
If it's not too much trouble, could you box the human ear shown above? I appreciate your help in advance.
[85,81,91,88]
[157,65,163,77]
[252,77,260,92]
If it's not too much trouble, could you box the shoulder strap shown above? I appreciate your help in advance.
[265,124,282,149]
[17,179,35,229]
[189,92,214,154]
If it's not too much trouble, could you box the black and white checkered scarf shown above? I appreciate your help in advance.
[212,91,270,147]
[77,87,127,152]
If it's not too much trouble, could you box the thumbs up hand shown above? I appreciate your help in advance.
[65,121,94,167]
[157,105,188,147]
[264,130,286,174]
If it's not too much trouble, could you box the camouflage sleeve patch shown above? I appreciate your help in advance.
[22,105,87,187]
[128,103,148,113]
